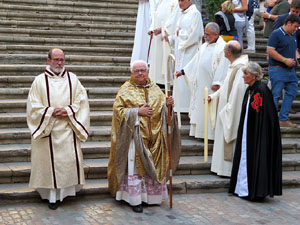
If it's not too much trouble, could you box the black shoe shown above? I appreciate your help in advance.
[48,202,58,210]
[132,204,143,213]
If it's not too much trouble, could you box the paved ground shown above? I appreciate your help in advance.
[1,188,300,225]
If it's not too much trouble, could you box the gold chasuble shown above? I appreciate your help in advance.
[27,67,90,189]
[108,77,181,196]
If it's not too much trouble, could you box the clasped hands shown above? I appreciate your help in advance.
[53,108,68,119]
[138,97,174,118]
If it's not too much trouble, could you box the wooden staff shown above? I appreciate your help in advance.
[147,33,153,64]
[167,54,175,208]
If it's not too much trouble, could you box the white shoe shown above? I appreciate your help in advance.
[244,49,255,53]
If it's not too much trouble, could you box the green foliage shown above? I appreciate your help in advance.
[206,0,224,21]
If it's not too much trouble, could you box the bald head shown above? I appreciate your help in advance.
[48,48,64,60]
[226,40,242,58]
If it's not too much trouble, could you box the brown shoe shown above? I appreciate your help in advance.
[279,120,298,128]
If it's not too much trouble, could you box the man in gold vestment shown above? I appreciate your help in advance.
[27,48,90,210]
[108,60,181,213]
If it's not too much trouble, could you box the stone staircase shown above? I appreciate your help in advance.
[0,0,300,201]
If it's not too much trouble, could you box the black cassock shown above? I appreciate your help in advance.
[229,81,282,200]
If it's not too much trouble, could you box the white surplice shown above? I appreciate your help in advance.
[27,66,90,202]
[130,0,159,64]
[148,0,178,84]
[169,4,204,112]
[208,55,248,177]
[184,37,229,140]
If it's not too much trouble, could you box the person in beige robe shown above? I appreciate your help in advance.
[108,60,181,213]
[27,48,90,210]
[176,23,229,140]
[148,0,178,85]
[164,0,204,113]
[208,41,248,177]
[131,0,159,64]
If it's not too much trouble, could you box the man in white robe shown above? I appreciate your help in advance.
[176,23,229,140]
[208,41,248,177]
[148,0,178,84]
[27,48,90,210]
[131,0,159,64]
[163,0,204,113]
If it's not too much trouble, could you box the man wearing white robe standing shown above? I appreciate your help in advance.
[208,41,248,177]
[131,0,159,64]
[148,0,178,84]
[163,0,204,113]
[176,23,229,140]
[27,48,90,210]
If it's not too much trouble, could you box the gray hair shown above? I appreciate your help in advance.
[242,62,264,81]
[130,60,148,72]
[205,22,220,34]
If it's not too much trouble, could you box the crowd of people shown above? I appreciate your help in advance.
[25,0,300,214]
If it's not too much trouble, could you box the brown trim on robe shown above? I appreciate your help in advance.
[45,68,66,78]
[32,107,49,137]
[44,74,51,107]
[61,69,66,78]
[73,131,80,184]
[68,105,89,136]
[45,69,54,77]
[49,135,57,189]
[67,71,72,105]
[44,73,57,189]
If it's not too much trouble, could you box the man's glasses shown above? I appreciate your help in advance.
[51,58,65,62]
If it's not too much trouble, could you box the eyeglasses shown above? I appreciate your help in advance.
[133,69,147,74]
[51,58,65,62]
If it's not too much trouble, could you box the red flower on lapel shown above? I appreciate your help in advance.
[251,93,262,112]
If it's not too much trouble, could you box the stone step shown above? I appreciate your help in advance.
[0,36,133,48]
[0,137,299,164]
[0,171,299,200]
[0,156,210,184]
[0,76,128,88]
[0,28,134,40]
[0,99,115,113]
[0,17,136,31]
[0,111,185,128]
[0,124,200,145]
[0,0,138,9]
[1,154,300,184]
[0,117,298,142]
[1,103,300,127]
[0,54,130,66]
[0,138,210,163]
[0,87,120,100]
[0,45,132,57]
[0,65,130,77]
[0,2,138,15]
